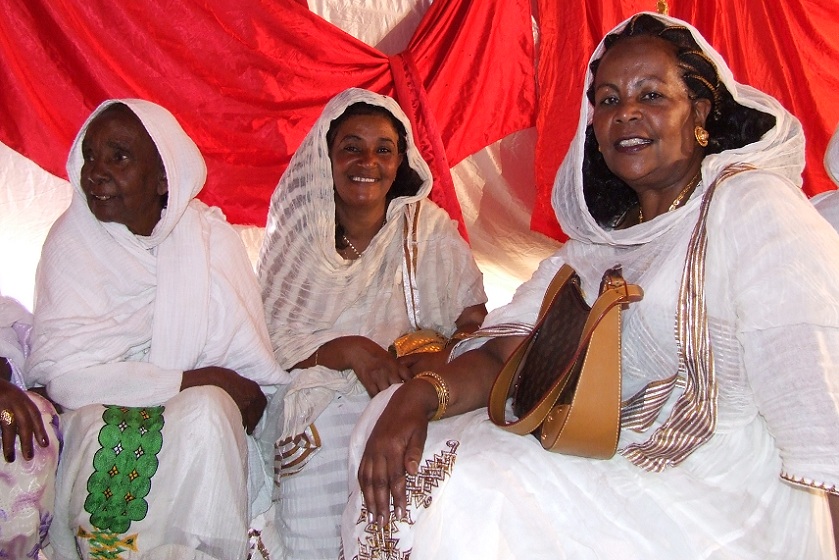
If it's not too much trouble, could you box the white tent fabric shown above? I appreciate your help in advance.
[0,0,558,312]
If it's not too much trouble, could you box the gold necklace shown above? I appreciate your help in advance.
[638,170,702,224]
[338,216,386,259]
[341,234,362,259]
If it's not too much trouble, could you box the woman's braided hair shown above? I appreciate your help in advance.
[582,14,776,227]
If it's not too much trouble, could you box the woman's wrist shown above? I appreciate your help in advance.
[400,375,442,422]
[413,371,450,421]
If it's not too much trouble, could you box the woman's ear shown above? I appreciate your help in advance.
[693,97,712,127]
[157,164,169,196]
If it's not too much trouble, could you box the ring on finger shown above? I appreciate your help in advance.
[0,409,13,426]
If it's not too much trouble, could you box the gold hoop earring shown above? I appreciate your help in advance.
[695,126,709,147]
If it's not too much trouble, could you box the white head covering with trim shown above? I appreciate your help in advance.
[258,88,433,369]
[553,12,804,247]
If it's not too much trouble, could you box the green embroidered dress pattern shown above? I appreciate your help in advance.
[80,405,165,558]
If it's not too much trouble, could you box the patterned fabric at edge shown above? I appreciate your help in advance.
[257,88,487,559]
[342,13,839,559]
[26,99,289,560]
[0,295,60,559]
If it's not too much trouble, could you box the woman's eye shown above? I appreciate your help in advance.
[377,147,392,154]
[598,96,618,106]
[642,91,663,101]
[343,145,360,153]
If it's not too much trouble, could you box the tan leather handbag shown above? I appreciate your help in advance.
[488,264,643,459]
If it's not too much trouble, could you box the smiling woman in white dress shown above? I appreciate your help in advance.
[257,88,487,559]
[342,13,839,559]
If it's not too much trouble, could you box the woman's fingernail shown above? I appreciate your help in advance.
[368,512,374,524]
[395,507,403,521]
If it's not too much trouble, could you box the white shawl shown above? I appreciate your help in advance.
[258,88,486,437]
[27,99,288,411]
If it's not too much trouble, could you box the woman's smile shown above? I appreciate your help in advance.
[592,36,709,200]
[330,113,403,212]
[349,175,377,183]
[613,136,653,153]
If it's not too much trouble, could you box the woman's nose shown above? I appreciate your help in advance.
[615,100,641,123]
[358,150,377,166]
[85,159,108,184]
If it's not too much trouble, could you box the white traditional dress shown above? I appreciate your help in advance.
[258,88,487,559]
[342,14,839,559]
[0,295,59,558]
[27,99,289,560]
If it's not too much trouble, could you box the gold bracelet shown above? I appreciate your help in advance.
[415,371,450,421]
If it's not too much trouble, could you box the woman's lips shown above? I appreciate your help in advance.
[613,137,653,153]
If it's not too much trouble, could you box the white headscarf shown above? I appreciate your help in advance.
[553,12,805,247]
[811,124,839,227]
[257,88,434,368]
[826,123,839,187]
[28,99,285,409]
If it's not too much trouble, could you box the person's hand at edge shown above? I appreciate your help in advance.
[0,371,50,463]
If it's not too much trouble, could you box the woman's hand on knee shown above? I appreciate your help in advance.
[358,380,437,525]
[181,367,267,434]
[0,377,50,463]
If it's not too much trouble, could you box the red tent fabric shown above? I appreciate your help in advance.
[533,1,839,240]
[0,0,536,230]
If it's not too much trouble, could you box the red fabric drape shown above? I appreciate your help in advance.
[533,1,839,241]
[0,0,536,229]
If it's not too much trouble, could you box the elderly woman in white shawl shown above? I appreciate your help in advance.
[1,294,59,557]
[342,13,839,559]
[257,88,487,559]
[27,99,289,560]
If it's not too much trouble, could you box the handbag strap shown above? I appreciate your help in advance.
[488,265,642,436]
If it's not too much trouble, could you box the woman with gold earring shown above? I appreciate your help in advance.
[344,13,839,559]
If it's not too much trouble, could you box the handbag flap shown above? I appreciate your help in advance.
[513,275,589,417]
